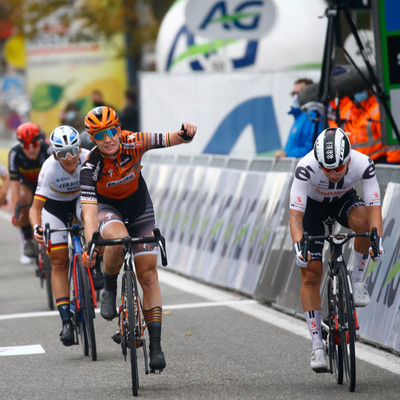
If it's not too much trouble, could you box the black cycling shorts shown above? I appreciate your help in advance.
[303,188,365,261]
[97,189,158,256]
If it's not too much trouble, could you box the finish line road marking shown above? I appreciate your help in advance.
[0,344,45,356]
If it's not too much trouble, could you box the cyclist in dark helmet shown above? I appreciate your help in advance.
[9,122,52,264]
[289,127,384,372]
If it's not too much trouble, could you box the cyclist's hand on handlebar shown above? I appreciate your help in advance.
[294,239,309,268]
[178,122,197,142]
[33,224,45,244]
[83,249,97,269]
[369,236,385,261]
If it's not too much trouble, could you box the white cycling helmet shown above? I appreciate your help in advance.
[49,125,81,159]
[314,127,351,169]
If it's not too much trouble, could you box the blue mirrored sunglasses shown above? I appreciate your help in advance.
[93,127,119,141]
[56,146,80,160]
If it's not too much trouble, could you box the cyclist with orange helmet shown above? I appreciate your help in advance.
[80,106,197,372]
[9,122,52,264]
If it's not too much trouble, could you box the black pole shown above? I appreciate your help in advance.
[342,6,400,143]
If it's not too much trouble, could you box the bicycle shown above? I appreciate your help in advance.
[88,228,168,397]
[15,201,54,310]
[44,215,98,361]
[302,217,379,392]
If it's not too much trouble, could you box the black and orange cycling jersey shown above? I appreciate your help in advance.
[8,142,52,192]
[80,130,170,218]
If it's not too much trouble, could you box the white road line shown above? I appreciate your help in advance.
[158,269,400,375]
[1,268,399,373]
[0,344,45,356]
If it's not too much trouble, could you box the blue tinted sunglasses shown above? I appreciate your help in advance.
[93,127,119,141]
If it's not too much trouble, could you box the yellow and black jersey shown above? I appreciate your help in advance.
[8,142,52,192]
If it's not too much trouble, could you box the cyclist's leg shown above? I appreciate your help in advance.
[98,204,126,320]
[128,192,165,371]
[301,260,324,346]
[337,190,370,306]
[42,207,73,345]
[302,199,328,370]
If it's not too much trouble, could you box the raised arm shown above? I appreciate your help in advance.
[168,122,197,146]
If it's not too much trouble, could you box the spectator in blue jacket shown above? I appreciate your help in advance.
[275,78,322,160]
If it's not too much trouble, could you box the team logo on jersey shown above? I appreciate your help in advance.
[81,162,94,171]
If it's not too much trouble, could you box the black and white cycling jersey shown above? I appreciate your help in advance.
[289,149,381,212]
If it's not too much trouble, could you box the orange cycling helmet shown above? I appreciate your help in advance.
[84,106,120,134]
[16,122,42,148]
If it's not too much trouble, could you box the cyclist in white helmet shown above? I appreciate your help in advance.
[29,125,103,346]
[289,127,384,372]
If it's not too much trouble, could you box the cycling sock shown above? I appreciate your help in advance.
[144,307,163,350]
[103,262,121,276]
[21,225,33,241]
[351,251,369,283]
[94,254,103,271]
[305,310,324,350]
[103,272,118,292]
[56,297,71,322]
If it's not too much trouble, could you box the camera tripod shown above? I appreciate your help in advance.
[315,0,400,143]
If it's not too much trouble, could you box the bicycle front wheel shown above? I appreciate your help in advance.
[77,255,97,361]
[337,262,356,392]
[125,272,139,396]
[327,276,343,384]
[43,251,54,310]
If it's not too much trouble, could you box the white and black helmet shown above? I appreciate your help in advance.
[49,125,81,159]
[314,127,351,169]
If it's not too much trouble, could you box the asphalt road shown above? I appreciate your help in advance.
[0,210,399,400]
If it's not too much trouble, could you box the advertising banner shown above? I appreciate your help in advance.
[26,12,127,135]
[140,70,321,158]
[358,183,400,350]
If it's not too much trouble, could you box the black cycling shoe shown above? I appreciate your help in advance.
[91,264,105,291]
[149,348,166,372]
[60,321,74,346]
[100,289,117,320]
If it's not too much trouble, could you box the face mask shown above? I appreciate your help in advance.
[65,110,77,121]
[354,91,368,103]
[290,94,300,109]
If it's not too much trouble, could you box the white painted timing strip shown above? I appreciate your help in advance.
[0,344,45,356]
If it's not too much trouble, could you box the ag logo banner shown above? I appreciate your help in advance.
[185,0,276,39]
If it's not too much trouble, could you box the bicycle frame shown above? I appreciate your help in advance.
[88,228,167,396]
[303,217,378,392]
[44,218,98,360]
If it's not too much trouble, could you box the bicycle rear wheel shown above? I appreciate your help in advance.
[337,263,356,392]
[327,277,343,384]
[77,255,97,361]
[125,272,139,396]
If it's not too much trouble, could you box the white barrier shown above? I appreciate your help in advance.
[142,154,400,354]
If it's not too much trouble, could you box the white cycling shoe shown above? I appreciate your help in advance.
[310,347,328,372]
[353,281,370,307]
